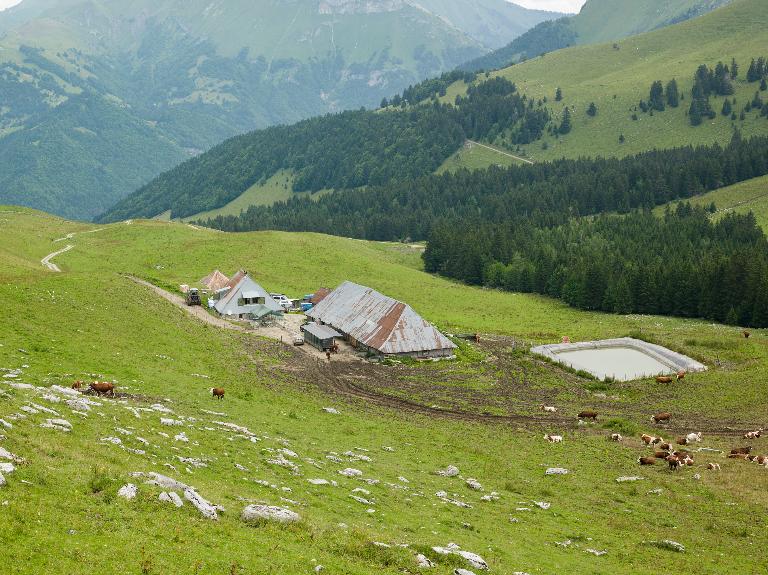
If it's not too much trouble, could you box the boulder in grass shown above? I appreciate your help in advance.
[0,462,15,474]
[322,407,340,415]
[159,492,184,508]
[0,448,24,464]
[183,489,220,520]
[242,504,300,525]
[437,465,460,477]
[454,570,477,575]
[545,468,568,475]
[0,472,6,487]
[117,484,138,500]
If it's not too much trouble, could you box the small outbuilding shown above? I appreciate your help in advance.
[200,269,230,292]
[301,322,342,351]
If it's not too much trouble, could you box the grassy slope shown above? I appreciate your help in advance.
[442,0,768,166]
[570,0,731,44]
[436,141,525,173]
[1,209,768,574]
[657,174,768,228]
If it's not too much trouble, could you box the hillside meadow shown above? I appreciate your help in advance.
[1,208,767,574]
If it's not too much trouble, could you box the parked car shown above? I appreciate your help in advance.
[293,334,305,346]
[270,293,292,311]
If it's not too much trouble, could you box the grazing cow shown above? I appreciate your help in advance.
[638,456,657,466]
[540,404,557,413]
[666,455,682,471]
[682,455,694,466]
[544,434,563,443]
[88,382,114,396]
[676,436,689,446]
[731,446,752,455]
[652,412,672,424]
[743,330,751,339]
[658,442,671,451]
[747,455,757,462]
[655,376,673,384]
[676,370,686,381]
[210,387,225,400]
[610,433,623,441]
[756,455,767,465]
[655,450,671,459]
[706,463,721,471]
[578,410,598,421]
[641,433,655,445]
[744,430,762,440]
[685,432,702,443]
[728,453,748,460]
[71,380,83,390]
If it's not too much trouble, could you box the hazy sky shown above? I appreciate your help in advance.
[0,0,588,14]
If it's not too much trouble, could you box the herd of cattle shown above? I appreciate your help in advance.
[539,404,765,472]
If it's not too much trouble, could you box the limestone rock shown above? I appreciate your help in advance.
[241,504,301,524]
[117,484,138,500]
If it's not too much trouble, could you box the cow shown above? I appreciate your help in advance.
[676,436,690,446]
[655,450,671,459]
[578,410,598,421]
[641,434,655,445]
[71,380,83,390]
[88,382,114,397]
[544,434,563,443]
[652,412,672,424]
[685,432,702,443]
[638,456,657,465]
[756,455,767,465]
[655,376,673,384]
[666,455,682,471]
[743,330,751,339]
[610,433,623,441]
[676,370,686,381]
[210,388,225,400]
[540,405,557,413]
[731,446,752,455]
[728,453,748,460]
[744,430,762,440]
[706,463,721,471]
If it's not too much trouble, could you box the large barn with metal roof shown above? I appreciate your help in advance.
[306,281,456,359]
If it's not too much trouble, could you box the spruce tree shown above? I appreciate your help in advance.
[618,133,625,143]
[689,99,703,126]
[666,79,680,107]
[649,80,665,111]
[747,58,759,82]
[587,102,597,116]
[555,87,562,101]
[380,97,388,108]
[731,57,739,79]
[559,107,572,134]
[761,78,768,92]
[722,98,732,116]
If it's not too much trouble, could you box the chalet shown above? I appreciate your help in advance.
[306,281,456,358]
[200,269,230,292]
[213,270,282,320]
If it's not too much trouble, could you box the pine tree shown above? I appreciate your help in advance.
[649,80,665,111]
[587,102,597,117]
[689,99,703,126]
[555,87,562,101]
[666,79,680,107]
[559,107,572,134]
[762,78,768,92]
[618,133,625,144]
[731,57,739,79]
[747,58,759,82]
[380,97,388,108]
[722,98,732,116]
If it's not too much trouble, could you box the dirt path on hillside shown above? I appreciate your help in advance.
[41,244,74,272]
[466,139,534,165]
[128,276,250,332]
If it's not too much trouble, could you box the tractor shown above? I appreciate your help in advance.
[185,287,202,306]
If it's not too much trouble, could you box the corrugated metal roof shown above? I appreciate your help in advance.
[302,323,342,340]
[306,281,456,355]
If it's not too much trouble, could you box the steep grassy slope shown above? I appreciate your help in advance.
[658,174,768,229]
[461,0,732,72]
[1,210,768,574]
[0,0,560,220]
[486,0,768,161]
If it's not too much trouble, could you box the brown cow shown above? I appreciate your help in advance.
[71,380,83,390]
[655,376,673,384]
[666,454,681,471]
[731,446,752,455]
[652,412,672,424]
[744,430,762,440]
[655,450,670,459]
[578,410,598,421]
[706,463,721,471]
[676,370,686,381]
[756,455,768,465]
[658,442,671,451]
[638,456,657,465]
[743,330,751,339]
[210,388,225,400]
[728,453,748,460]
[676,436,689,446]
[89,382,114,396]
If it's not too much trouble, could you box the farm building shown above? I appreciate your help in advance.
[200,269,230,291]
[306,281,456,358]
[213,270,282,320]
[301,322,342,351]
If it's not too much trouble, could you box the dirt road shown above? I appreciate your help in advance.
[41,244,74,272]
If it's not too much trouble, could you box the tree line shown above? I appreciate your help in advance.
[99,77,549,221]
